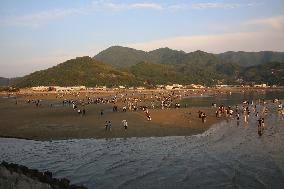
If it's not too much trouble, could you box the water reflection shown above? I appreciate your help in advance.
[181,91,284,107]
[1,103,284,189]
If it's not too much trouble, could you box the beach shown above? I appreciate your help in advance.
[1,101,283,188]
[0,93,219,140]
[0,88,283,141]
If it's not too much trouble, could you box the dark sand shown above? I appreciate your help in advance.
[0,92,222,140]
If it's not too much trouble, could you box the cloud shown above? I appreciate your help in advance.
[245,15,284,30]
[0,8,82,27]
[127,30,284,53]
[126,14,284,53]
[0,1,165,27]
[190,2,242,9]
[92,1,164,11]
[129,3,163,10]
[1,1,255,27]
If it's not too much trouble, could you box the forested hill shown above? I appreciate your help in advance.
[0,77,9,86]
[14,56,136,87]
[95,46,284,68]
[11,46,284,87]
[217,51,284,67]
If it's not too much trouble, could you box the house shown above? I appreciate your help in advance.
[156,85,165,89]
[31,86,49,91]
[165,84,183,90]
[95,86,107,91]
[188,84,205,89]
[253,84,268,88]
[136,86,145,90]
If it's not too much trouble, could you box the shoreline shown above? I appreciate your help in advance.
[0,88,282,141]
[0,161,88,189]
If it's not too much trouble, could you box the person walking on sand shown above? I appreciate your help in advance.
[122,120,128,130]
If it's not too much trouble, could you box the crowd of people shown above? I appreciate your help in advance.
[15,89,284,136]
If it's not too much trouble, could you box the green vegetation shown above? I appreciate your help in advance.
[6,46,284,88]
[218,51,284,67]
[14,56,136,87]
[241,62,284,85]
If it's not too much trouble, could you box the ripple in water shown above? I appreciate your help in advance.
[1,103,284,189]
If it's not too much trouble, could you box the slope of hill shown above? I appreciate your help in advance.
[11,46,284,88]
[95,46,147,68]
[218,51,284,67]
[241,62,284,85]
[147,47,187,64]
[0,77,9,86]
[14,56,135,87]
[129,61,184,85]
[95,46,284,68]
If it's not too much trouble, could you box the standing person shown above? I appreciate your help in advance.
[236,113,240,126]
[108,121,112,131]
[243,108,248,124]
[82,108,86,116]
[257,118,263,136]
[105,121,108,131]
[261,118,265,129]
[122,120,128,130]
[145,109,151,121]
[100,109,104,117]
[201,112,207,123]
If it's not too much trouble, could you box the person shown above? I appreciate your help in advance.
[261,118,265,129]
[145,110,151,121]
[105,121,108,131]
[108,121,112,131]
[201,112,207,123]
[122,120,128,130]
[100,109,104,116]
[82,108,86,116]
[198,110,202,118]
[257,118,263,136]
[278,102,283,112]
[236,113,240,126]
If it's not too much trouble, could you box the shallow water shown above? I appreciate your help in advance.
[181,90,284,107]
[1,103,284,189]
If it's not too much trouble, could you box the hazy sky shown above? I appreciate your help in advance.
[0,0,284,77]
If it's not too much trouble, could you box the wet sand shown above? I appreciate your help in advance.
[0,94,221,141]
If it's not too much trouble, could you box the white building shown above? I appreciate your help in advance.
[31,86,49,91]
[253,84,267,88]
[165,84,183,90]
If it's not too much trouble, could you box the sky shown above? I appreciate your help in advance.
[0,0,284,77]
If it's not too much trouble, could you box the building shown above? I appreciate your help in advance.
[253,84,268,88]
[165,84,183,90]
[31,86,50,91]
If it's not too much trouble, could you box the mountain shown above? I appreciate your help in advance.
[14,56,135,87]
[218,51,284,67]
[0,77,20,86]
[129,61,184,85]
[147,47,187,64]
[95,46,147,68]
[241,61,284,85]
[95,46,284,68]
[11,46,284,88]
[0,77,10,86]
